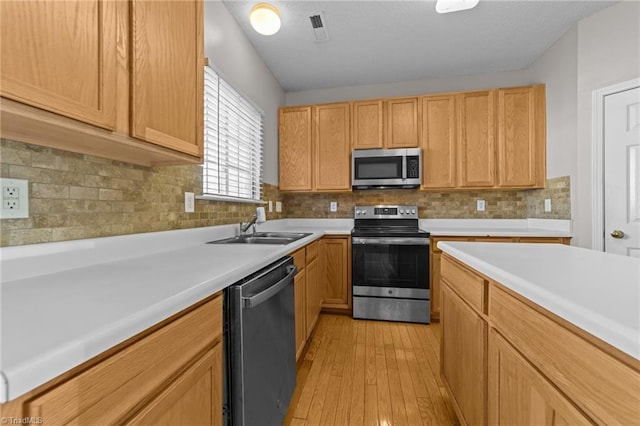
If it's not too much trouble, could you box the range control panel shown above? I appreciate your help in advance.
[354,205,419,219]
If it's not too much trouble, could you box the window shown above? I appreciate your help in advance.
[203,66,263,202]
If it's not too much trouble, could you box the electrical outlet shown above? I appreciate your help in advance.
[544,199,552,212]
[4,187,19,197]
[276,201,282,213]
[3,199,19,210]
[476,199,486,212]
[1,178,29,219]
[330,201,337,212]
[184,192,195,213]
[268,201,273,213]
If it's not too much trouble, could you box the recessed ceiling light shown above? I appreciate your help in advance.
[250,3,281,36]
[435,0,480,14]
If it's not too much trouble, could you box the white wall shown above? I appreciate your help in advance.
[285,70,534,106]
[575,1,640,248]
[527,26,579,243]
[203,1,285,184]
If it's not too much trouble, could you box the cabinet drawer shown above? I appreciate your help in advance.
[26,295,222,424]
[517,237,567,244]
[441,255,486,314]
[290,248,306,271]
[306,241,319,262]
[490,285,640,425]
[473,237,517,243]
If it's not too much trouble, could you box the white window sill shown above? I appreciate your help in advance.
[196,194,266,205]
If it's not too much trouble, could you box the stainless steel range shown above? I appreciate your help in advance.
[351,205,430,324]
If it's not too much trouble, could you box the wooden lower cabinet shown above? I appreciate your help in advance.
[127,345,222,426]
[306,257,320,336]
[294,268,307,360]
[441,261,487,426]
[488,330,589,426]
[290,240,321,361]
[1,294,223,425]
[430,236,569,321]
[319,236,351,312]
[441,253,640,426]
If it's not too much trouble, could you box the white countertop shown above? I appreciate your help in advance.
[0,220,351,403]
[0,217,567,403]
[421,218,571,237]
[438,242,640,360]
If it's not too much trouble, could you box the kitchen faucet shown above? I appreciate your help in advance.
[240,215,258,235]
[240,207,266,235]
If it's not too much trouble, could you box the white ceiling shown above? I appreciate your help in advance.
[221,0,617,92]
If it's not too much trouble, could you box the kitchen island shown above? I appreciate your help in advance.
[438,242,640,425]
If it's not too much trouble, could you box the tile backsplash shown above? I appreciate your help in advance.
[283,176,571,221]
[283,189,528,218]
[1,139,570,247]
[0,139,284,247]
[526,176,571,219]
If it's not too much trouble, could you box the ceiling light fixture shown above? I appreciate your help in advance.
[250,3,281,36]
[435,0,480,14]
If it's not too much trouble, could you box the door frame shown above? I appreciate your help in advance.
[591,77,640,251]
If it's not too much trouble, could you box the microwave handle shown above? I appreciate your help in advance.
[402,155,407,180]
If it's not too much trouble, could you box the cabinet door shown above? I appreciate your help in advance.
[458,90,496,188]
[131,0,203,157]
[430,251,442,321]
[306,258,320,337]
[320,237,350,310]
[421,94,457,189]
[127,344,222,426]
[488,330,591,426]
[441,284,486,425]
[279,107,313,191]
[386,97,420,148]
[294,269,307,361]
[0,0,117,129]
[352,100,384,149]
[497,86,545,188]
[314,103,351,191]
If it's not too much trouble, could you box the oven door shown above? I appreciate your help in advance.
[352,153,405,187]
[351,237,429,299]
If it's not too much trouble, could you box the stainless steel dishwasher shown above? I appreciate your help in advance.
[223,256,297,426]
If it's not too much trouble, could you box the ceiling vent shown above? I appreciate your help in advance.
[309,12,330,43]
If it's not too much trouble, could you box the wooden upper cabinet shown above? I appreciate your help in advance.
[131,0,203,158]
[497,85,546,188]
[421,94,457,189]
[458,90,496,188]
[352,100,384,149]
[0,0,117,130]
[386,97,420,148]
[314,103,351,191]
[279,107,313,191]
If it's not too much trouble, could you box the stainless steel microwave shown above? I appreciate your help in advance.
[352,148,422,189]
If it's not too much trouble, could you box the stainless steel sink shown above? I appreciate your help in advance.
[207,232,312,245]
[253,232,311,239]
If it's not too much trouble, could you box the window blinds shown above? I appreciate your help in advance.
[203,66,264,201]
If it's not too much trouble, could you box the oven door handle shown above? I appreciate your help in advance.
[352,237,430,245]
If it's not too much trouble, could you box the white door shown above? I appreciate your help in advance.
[604,86,640,257]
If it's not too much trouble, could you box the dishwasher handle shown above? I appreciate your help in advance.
[242,264,297,309]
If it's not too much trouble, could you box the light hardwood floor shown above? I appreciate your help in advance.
[284,314,459,426]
